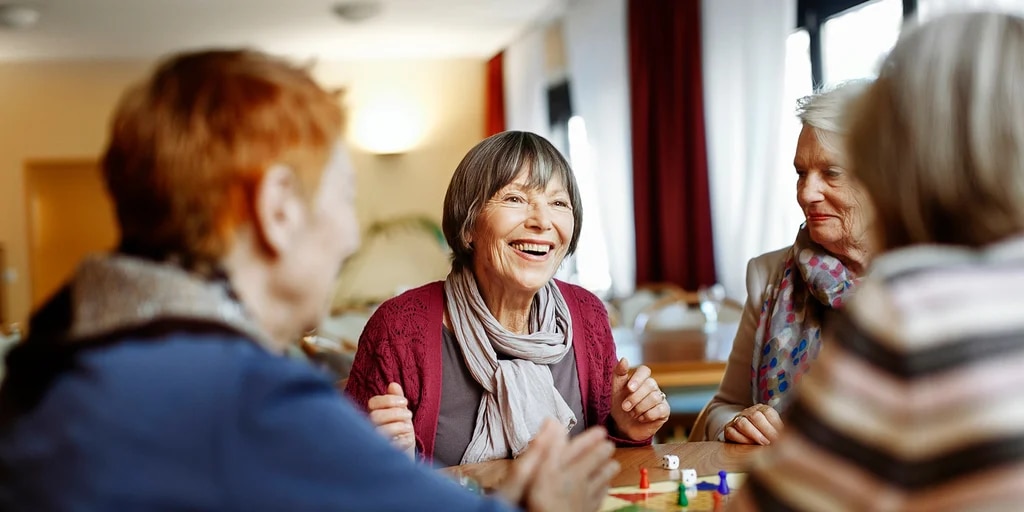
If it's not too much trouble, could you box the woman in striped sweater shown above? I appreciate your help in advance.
[731,11,1024,510]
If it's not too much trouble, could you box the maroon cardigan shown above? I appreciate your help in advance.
[345,280,649,461]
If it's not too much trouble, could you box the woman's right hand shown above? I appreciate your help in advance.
[724,404,783,445]
[495,419,619,512]
[367,382,416,457]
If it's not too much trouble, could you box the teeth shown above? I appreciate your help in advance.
[511,242,551,254]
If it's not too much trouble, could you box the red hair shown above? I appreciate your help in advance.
[102,49,343,267]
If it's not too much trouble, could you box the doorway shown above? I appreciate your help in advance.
[25,159,119,308]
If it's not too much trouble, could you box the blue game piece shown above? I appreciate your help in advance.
[695,482,718,491]
[717,470,730,495]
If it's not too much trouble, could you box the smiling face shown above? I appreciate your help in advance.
[794,124,870,256]
[468,169,575,296]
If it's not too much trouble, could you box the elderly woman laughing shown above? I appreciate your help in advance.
[346,131,670,466]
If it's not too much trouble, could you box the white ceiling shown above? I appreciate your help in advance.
[0,0,566,62]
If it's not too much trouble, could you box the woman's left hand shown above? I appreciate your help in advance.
[610,357,670,441]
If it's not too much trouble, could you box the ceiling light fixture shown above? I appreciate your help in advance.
[0,3,40,30]
[332,0,383,23]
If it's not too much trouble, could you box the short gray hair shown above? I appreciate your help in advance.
[848,12,1024,250]
[442,131,583,270]
[796,81,871,160]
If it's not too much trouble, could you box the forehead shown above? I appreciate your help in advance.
[794,126,842,168]
[503,165,567,191]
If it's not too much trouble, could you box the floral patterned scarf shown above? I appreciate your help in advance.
[752,225,860,411]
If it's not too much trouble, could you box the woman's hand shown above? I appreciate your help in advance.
[610,358,670,441]
[723,404,783,445]
[367,382,416,458]
[494,420,619,512]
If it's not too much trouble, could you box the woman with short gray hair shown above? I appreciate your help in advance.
[692,80,872,444]
[347,131,670,466]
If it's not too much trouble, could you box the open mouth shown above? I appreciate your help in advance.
[510,242,553,257]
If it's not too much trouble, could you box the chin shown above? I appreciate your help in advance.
[512,272,556,293]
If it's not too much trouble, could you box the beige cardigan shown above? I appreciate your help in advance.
[690,246,788,441]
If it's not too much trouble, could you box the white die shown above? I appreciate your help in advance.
[660,454,680,470]
[682,469,698,487]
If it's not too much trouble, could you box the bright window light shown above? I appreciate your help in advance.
[566,115,612,295]
[822,0,902,84]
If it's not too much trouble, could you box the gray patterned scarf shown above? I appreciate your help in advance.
[443,267,576,464]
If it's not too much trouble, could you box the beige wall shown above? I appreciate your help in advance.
[0,57,483,324]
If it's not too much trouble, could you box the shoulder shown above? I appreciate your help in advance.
[367,281,444,325]
[360,281,444,342]
[555,280,604,310]
[81,329,279,389]
[745,246,790,294]
[748,246,790,276]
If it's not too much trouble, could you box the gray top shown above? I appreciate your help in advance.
[433,327,585,467]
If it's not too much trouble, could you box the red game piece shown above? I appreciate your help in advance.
[639,468,650,489]
[713,491,722,510]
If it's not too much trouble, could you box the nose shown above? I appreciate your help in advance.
[797,172,826,207]
[524,201,554,231]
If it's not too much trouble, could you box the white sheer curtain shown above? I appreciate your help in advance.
[918,0,1024,19]
[563,0,636,298]
[503,27,551,139]
[701,0,802,301]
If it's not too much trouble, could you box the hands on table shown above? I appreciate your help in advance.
[724,403,783,445]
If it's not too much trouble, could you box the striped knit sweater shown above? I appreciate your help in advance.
[730,236,1024,511]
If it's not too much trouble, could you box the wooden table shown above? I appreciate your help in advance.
[446,442,762,489]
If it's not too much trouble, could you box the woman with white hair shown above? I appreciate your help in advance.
[729,11,1024,510]
[691,81,871,444]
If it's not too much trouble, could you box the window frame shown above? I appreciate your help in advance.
[797,0,918,88]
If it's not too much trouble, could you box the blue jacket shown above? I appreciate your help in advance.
[0,327,514,511]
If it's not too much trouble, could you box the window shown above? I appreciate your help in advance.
[798,0,917,88]
[822,0,903,84]
[547,81,613,296]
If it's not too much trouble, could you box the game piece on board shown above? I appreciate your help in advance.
[682,468,697,487]
[639,468,650,489]
[677,481,688,506]
[717,470,730,495]
[696,481,718,491]
[713,491,722,509]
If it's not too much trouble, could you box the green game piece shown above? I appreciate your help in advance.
[678,482,688,506]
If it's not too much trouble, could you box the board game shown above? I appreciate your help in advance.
[600,472,746,512]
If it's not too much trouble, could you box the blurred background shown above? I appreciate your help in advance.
[0,0,1019,396]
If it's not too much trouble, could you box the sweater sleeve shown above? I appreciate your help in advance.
[344,289,440,459]
[698,255,769,441]
[568,284,651,447]
[223,355,516,512]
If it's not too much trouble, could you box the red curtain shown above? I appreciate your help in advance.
[485,52,506,137]
[629,0,716,290]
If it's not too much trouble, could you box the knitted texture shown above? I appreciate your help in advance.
[345,280,648,461]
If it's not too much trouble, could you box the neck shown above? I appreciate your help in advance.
[221,243,293,353]
[470,268,535,335]
[829,243,870,277]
